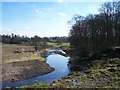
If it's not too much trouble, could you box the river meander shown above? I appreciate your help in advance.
[2,51,70,88]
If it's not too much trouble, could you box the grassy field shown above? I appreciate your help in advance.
[47,42,70,49]
[2,44,45,64]
[1,42,70,64]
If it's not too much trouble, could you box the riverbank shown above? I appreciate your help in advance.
[2,44,54,82]
[21,58,120,88]
[21,47,120,88]
[2,60,54,82]
[50,58,120,88]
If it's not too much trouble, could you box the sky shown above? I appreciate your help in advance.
[1,1,106,37]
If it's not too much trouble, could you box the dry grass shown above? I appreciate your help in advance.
[2,44,44,64]
[1,44,55,82]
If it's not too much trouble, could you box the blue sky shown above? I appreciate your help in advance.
[1,1,105,37]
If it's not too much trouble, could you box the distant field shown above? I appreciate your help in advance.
[2,44,44,64]
[47,42,70,49]
[1,42,70,64]
[0,42,66,64]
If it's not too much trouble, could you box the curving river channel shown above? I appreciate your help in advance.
[2,51,70,88]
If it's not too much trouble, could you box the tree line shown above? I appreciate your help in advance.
[0,33,68,46]
[68,2,120,58]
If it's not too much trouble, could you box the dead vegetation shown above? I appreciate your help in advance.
[2,44,41,64]
[1,44,54,82]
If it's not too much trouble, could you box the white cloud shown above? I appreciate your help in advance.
[3,27,12,32]
[1,27,13,35]
[25,26,30,30]
[35,9,40,13]
[7,28,12,32]
[58,12,67,17]
[0,27,2,32]
[35,9,43,13]
[57,0,64,2]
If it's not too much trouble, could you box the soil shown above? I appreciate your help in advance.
[2,60,54,82]
[1,44,54,82]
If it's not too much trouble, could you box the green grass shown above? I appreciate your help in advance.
[47,42,70,49]
[19,83,45,88]
[47,42,60,48]
[52,58,120,88]
[19,58,120,88]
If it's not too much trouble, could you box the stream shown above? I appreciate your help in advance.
[2,50,70,88]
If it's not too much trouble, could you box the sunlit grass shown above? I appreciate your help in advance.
[47,42,70,49]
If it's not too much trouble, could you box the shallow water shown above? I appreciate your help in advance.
[2,53,70,88]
